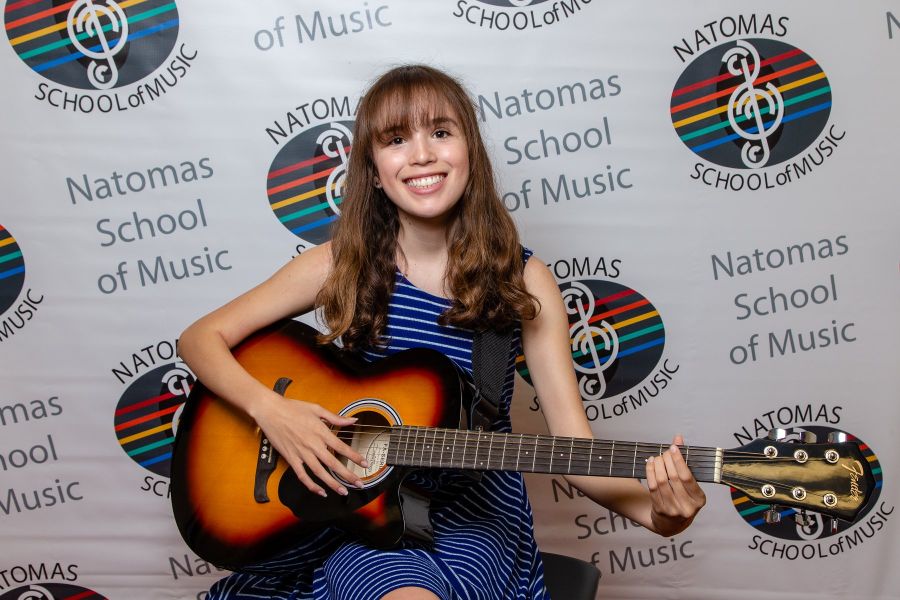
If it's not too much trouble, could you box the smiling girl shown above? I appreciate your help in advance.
[177,64,705,600]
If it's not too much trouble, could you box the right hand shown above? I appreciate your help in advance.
[251,395,369,497]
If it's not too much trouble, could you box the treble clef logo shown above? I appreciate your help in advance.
[722,40,784,169]
[316,122,353,215]
[66,0,129,90]
[562,282,620,401]
[17,584,55,600]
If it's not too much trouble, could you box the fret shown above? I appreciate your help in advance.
[501,431,508,471]
[515,433,522,471]
[451,429,458,468]
[631,443,637,477]
[567,437,573,474]
[548,437,555,472]
[608,441,614,476]
[413,429,421,466]
[426,429,437,467]
[466,430,474,469]
[531,435,537,472]
[414,428,423,467]
[476,432,485,469]
[440,429,448,468]
[403,426,412,465]
[587,439,593,475]
[488,432,495,470]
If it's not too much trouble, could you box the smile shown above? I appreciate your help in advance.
[404,174,446,188]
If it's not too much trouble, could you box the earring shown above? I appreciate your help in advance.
[374,178,382,189]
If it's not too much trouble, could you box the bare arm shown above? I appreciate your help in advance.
[520,258,706,536]
[177,243,367,497]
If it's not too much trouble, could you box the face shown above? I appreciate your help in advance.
[371,112,470,227]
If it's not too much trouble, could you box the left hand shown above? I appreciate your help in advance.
[645,434,707,536]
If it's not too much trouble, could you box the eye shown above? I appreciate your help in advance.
[433,129,450,139]
[388,136,404,145]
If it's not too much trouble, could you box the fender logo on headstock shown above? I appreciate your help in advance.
[841,460,864,501]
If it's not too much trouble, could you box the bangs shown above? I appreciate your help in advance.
[366,79,463,144]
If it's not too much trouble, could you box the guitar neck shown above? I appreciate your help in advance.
[386,427,723,483]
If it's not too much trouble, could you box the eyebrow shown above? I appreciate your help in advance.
[430,116,458,128]
[377,115,459,138]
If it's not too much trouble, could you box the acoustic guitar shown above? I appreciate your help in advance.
[170,320,875,569]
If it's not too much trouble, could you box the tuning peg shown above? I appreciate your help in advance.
[767,428,788,441]
[827,431,848,444]
[830,518,839,534]
[764,506,782,524]
[799,430,817,443]
[794,509,813,528]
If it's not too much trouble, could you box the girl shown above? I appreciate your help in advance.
[177,64,706,600]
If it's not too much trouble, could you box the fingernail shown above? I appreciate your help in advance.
[318,490,328,498]
[647,456,654,464]
[339,487,348,496]
[361,460,370,468]
[355,480,364,488]
[670,444,678,453]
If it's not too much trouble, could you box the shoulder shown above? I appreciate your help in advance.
[523,254,557,296]
[282,241,333,285]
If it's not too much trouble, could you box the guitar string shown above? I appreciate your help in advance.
[338,424,836,459]
[333,426,852,501]
[386,454,832,473]
[386,440,805,462]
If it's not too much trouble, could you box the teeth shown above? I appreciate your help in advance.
[406,175,445,188]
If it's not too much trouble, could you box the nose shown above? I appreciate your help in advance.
[409,133,436,165]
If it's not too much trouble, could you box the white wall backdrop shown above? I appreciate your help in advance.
[1,1,898,598]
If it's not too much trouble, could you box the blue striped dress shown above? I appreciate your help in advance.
[207,253,549,600]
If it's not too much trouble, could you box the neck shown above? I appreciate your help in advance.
[385,427,724,483]
[396,218,453,274]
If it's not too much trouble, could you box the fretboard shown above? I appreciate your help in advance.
[385,427,723,483]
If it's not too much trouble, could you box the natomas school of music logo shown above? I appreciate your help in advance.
[452,0,594,31]
[518,277,676,422]
[110,343,193,499]
[5,0,196,112]
[0,224,44,343]
[670,15,844,191]
[266,103,357,251]
[728,411,891,562]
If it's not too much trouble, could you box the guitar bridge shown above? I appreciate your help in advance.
[254,377,292,503]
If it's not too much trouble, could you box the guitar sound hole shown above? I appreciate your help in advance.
[335,410,392,485]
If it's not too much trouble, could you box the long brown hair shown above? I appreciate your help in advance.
[317,65,538,350]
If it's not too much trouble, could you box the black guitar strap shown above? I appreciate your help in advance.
[470,327,514,431]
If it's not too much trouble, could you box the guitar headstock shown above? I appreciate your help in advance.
[722,429,875,525]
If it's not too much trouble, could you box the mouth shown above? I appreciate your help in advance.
[404,174,446,189]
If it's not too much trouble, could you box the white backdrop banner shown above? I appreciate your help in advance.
[1,1,898,598]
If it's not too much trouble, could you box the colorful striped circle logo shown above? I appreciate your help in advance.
[267,120,354,245]
[517,279,665,400]
[730,426,883,541]
[0,583,106,600]
[114,362,192,476]
[0,224,26,316]
[5,0,179,90]
[671,38,831,169]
